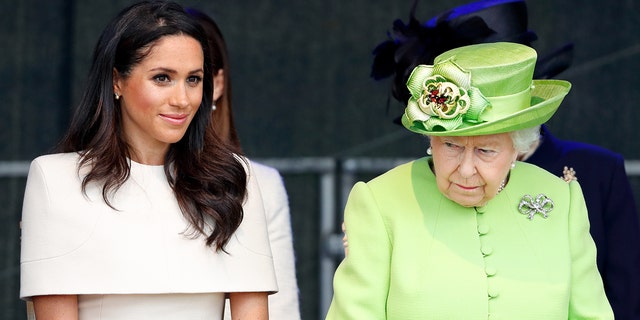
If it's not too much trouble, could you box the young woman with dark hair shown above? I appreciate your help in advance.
[20,1,276,318]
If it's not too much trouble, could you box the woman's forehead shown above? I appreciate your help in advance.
[138,35,204,71]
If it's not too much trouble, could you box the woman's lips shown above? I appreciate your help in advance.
[455,183,478,191]
[159,113,188,125]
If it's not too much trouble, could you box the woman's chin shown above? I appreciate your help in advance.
[448,193,488,208]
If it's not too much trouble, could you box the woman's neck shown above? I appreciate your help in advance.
[128,148,167,165]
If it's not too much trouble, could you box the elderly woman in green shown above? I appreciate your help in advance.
[326,42,613,319]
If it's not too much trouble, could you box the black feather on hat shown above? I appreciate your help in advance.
[371,0,573,123]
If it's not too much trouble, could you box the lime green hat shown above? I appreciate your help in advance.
[401,42,571,136]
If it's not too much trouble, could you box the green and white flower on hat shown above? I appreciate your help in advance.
[405,58,490,132]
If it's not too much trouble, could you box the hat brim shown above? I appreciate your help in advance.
[402,79,571,136]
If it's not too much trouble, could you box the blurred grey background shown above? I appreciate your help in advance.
[1,0,639,319]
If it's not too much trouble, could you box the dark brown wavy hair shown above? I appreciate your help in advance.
[57,0,246,252]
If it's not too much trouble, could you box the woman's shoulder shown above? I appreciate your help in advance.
[31,152,80,170]
[28,152,83,180]
[369,158,425,183]
[363,158,431,196]
[511,161,576,197]
[247,159,282,183]
[246,159,286,199]
[515,161,566,184]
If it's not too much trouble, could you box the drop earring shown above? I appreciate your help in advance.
[114,93,120,100]
[497,179,506,194]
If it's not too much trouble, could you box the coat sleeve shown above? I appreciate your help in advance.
[600,156,640,319]
[252,163,301,320]
[567,181,614,319]
[326,182,390,320]
[223,162,298,319]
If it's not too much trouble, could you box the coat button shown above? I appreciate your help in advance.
[485,266,497,276]
[478,224,490,235]
[488,286,499,298]
[481,245,493,256]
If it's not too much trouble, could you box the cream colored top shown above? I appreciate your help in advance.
[223,160,301,319]
[20,153,277,319]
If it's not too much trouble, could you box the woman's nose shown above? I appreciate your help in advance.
[457,150,477,178]
[170,83,190,108]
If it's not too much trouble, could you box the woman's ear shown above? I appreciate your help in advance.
[512,149,521,165]
[213,69,225,102]
[113,68,122,96]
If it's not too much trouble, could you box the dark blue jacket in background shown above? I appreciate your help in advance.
[526,125,640,320]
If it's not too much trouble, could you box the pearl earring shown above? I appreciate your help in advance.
[114,93,120,100]
[426,147,432,156]
[211,104,217,111]
[511,162,516,169]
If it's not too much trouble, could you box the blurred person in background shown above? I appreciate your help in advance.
[187,7,301,320]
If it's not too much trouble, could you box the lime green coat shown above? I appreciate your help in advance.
[326,158,613,319]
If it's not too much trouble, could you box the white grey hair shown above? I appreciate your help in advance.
[509,125,541,153]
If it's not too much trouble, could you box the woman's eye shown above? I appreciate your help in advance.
[477,148,496,155]
[153,74,170,83]
[444,142,460,150]
[187,75,202,86]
